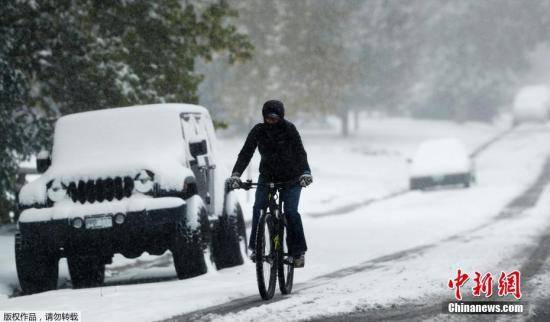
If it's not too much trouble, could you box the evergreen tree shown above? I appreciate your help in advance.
[0,1,49,222]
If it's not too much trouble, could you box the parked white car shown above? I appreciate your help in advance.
[512,85,550,125]
[409,138,475,190]
[16,104,246,294]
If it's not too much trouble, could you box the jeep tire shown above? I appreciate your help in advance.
[171,203,208,279]
[67,255,106,288]
[15,232,59,294]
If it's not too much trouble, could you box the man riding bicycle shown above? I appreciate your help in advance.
[227,100,312,267]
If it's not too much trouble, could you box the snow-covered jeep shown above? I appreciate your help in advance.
[16,104,246,294]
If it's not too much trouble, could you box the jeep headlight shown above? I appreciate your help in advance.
[134,170,154,194]
[47,179,67,202]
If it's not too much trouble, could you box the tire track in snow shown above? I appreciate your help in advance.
[468,127,514,158]
[162,154,550,322]
[524,240,550,322]
[305,189,409,218]
[498,157,550,220]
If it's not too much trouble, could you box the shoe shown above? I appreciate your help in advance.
[249,251,256,263]
[293,254,305,268]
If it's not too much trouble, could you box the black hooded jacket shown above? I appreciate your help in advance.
[232,115,311,182]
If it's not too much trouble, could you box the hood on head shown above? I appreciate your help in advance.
[262,100,285,120]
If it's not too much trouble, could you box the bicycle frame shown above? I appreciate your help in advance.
[266,186,284,254]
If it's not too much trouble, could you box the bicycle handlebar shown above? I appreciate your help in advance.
[235,178,298,191]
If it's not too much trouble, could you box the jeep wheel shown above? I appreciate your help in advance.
[171,202,208,279]
[15,232,59,294]
[67,255,105,288]
[212,202,246,269]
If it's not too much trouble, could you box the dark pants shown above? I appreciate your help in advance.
[249,175,308,256]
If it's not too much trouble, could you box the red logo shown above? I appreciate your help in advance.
[472,271,493,297]
[448,269,469,300]
[448,269,522,300]
[498,271,522,299]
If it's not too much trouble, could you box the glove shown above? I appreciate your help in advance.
[299,173,313,187]
[226,172,242,190]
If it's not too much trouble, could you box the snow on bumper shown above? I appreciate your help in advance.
[19,195,185,223]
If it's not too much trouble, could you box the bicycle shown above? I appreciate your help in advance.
[238,179,295,300]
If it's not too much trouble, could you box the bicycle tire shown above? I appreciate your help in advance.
[278,215,294,294]
[255,210,277,300]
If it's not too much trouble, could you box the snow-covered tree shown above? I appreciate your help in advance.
[200,0,362,134]
[0,1,50,222]
[283,0,362,136]
[199,0,285,126]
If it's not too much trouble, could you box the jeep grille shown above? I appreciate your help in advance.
[67,177,134,204]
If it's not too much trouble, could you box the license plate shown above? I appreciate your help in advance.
[85,216,113,230]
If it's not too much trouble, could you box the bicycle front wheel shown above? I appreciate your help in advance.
[255,211,277,300]
[278,216,294,294]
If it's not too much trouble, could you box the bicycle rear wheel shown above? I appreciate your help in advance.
[278,216,294,294]
[255,210,277,300]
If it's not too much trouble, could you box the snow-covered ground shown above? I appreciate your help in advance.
[1,117,548,322]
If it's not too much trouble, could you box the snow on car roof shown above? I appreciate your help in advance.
[52,103,209,164]
[415,138,466,155]
[58,103,209,125]
[411,138,471,177]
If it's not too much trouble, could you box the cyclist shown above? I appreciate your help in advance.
[227,100,312,267]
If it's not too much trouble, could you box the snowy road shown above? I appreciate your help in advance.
[1,119,549,322]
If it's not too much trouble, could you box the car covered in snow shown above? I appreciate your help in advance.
[16,104,246,294]
[512,85,550,125]
[409,138,475,190]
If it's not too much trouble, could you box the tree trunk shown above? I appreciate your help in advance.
[354,109,360,131]
[340,108,349,137]
[0,195,12,224]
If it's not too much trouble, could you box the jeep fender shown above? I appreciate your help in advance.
[184,195,207,231]
[223,190,241,220]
